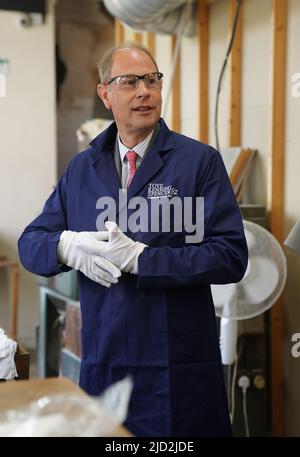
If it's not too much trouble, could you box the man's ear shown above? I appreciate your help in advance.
[97,83,111,110]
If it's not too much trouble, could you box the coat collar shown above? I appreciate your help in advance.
[89,118,174,204]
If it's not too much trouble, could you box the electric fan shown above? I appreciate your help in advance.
[211,219,287,365]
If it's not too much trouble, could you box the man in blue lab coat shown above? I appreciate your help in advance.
[18,43,248,437]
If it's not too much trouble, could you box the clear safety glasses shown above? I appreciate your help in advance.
[105,72,163,90]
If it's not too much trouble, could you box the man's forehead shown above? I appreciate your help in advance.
[111,49,156,73]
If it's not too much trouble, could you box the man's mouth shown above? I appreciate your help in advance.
[133,106,153,112]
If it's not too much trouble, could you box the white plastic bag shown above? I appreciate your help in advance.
[0,376,133,437]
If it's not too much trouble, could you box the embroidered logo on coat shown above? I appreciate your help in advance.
[147,183,178,199]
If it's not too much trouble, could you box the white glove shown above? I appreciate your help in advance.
[57,231,121,287]
[97,221,147,274]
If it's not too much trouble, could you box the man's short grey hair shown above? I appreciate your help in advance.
[98,42,159,84]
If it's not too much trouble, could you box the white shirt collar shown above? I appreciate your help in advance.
[118,130,154,163]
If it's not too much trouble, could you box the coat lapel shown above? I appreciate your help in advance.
[89,122,121,201]
[94,153,121,201]
[89,119,174,214]
[126,144,164,200]
[119,120,174,215]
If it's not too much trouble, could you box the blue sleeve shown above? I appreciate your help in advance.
[137,150,248,288]
[18,170,71,277]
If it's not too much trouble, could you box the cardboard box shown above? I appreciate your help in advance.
[15,345,30,380]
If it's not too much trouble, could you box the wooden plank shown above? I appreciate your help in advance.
[0,260,14,267]
[229,0,243,146]
[11,263,19,340]
[133,32,143,44]
[229,148,255,197]
[114,20,124,46]
[172,35,181,133]
[147,32,156,56]
[270,0,287,437]
[236,149,257,202]
[198,0,209,143]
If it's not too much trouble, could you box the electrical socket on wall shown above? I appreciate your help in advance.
[16,12,43,28]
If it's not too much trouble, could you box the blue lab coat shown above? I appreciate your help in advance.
[18,119,248,437]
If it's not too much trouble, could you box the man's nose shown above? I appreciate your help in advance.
[136,80,150,96]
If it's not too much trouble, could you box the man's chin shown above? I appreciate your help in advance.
[135,114,160,129]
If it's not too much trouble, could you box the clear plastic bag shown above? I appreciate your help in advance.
[0,376,133,437]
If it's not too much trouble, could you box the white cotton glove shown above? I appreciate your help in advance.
[57,231,121,287]
[97,221,148,274]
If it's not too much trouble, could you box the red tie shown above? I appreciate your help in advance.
[125,150,138,188]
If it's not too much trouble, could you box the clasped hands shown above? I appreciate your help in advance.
[57,222,147,287]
